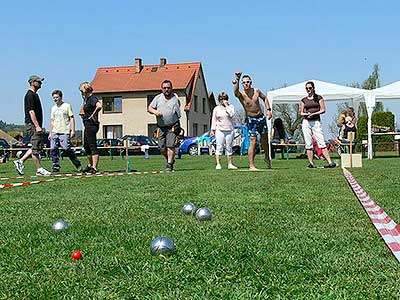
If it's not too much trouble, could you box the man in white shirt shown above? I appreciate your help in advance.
[49,90,82,172]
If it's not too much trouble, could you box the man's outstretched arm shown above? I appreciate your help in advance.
[233,71,242,99]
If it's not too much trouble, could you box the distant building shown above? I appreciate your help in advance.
[91,57,216,138]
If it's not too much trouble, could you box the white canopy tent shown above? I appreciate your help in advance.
[366,81,400,158]
[266,79,369,156]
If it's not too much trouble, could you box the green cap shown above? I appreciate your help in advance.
[28,75,44,83]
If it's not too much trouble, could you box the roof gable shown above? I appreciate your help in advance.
[92,62,201,93]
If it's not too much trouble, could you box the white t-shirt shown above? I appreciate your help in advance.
[51,102,74,134]
[150,93,181,127]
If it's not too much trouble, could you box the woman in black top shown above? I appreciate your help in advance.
[79,82,102,173]
[300,81,336,168]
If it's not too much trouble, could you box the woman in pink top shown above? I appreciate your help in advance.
[210,92,237,170]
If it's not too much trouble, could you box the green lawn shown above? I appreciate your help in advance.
[0,154,399,299]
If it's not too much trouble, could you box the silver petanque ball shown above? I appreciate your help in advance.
[182,203,196,215]
[195,207,212,221]
[52,220,69,232]
[150,236,175,255]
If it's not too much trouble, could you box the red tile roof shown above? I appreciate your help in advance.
[91,61,209,112]
[91,62,201,93]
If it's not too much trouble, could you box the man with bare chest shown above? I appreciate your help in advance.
[233,71,272,170]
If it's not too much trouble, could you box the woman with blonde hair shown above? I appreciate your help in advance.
[79,82,102,173]
[210,92,237,170]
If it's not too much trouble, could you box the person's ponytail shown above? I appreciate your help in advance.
[313,93,319,103]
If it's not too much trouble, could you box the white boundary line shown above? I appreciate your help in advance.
[0,170,164,189]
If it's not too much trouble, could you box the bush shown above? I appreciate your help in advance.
[357,111,395,151]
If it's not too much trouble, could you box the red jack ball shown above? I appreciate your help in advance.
[71,250,83,260]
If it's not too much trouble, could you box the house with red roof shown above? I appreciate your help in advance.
[91,58,216,139]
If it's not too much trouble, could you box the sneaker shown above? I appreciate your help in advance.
[227,164,237,170]
[165,163,174,172]
[264,157,272,169]
[90,167,98,174]
[324,162,337,168]
[216,164,222,170]
[36,168,52,176]
[307,163,315,168]
[13,160,24,175]
[52,167,60,173]
[82,165,92,173]
[76,165,83,173]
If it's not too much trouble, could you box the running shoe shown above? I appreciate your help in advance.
[13,160,24,175]
[324,162,337,168]
[36,168,52,176]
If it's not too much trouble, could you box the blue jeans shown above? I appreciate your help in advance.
[50,133,81,170]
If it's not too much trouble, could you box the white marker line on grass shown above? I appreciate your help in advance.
[0,171,164,189]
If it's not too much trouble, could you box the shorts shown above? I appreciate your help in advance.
[158,123,180,149]
[302,119,326,149]
[26,123,43,155]
[245,114,268,137]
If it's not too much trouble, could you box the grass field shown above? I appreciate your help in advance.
[0,154,400,299]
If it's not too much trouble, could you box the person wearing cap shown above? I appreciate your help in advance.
[13,75,51,176]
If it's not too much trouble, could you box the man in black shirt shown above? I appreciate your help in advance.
[13,75,51,176]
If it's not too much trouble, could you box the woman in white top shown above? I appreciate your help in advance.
[210,92,237,170]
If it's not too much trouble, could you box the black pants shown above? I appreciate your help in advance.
[84,122,99,155]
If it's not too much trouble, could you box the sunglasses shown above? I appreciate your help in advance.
[242,81,251,84]
[306,87,313,91]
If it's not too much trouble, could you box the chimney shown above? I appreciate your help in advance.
[135,58,142,73]
[160,57,167,68]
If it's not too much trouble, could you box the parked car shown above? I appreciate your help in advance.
[179,126,252,156]
[75,138,123,156]
[119,135,160,155]
[96,138,124,156]
[0,138,10,162]
[179,131,215,156]
[0,138,10,149]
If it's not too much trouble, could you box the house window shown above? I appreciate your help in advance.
[103,125,122,139]
[194,95,198,112]
[202,98,207,114]
[103,97,122,113]
[193,123,198,136]
[203,124,208,133]
[147,95,156,107]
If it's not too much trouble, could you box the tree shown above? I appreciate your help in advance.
[272,103,302,137]
[269,84,304,141]
[358,63,383,116]
[328,63,383,134]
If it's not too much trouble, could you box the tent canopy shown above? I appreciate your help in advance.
[267,79,367,104]
[371,81,400,102]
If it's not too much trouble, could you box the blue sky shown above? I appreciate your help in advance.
[1,0,399,135]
